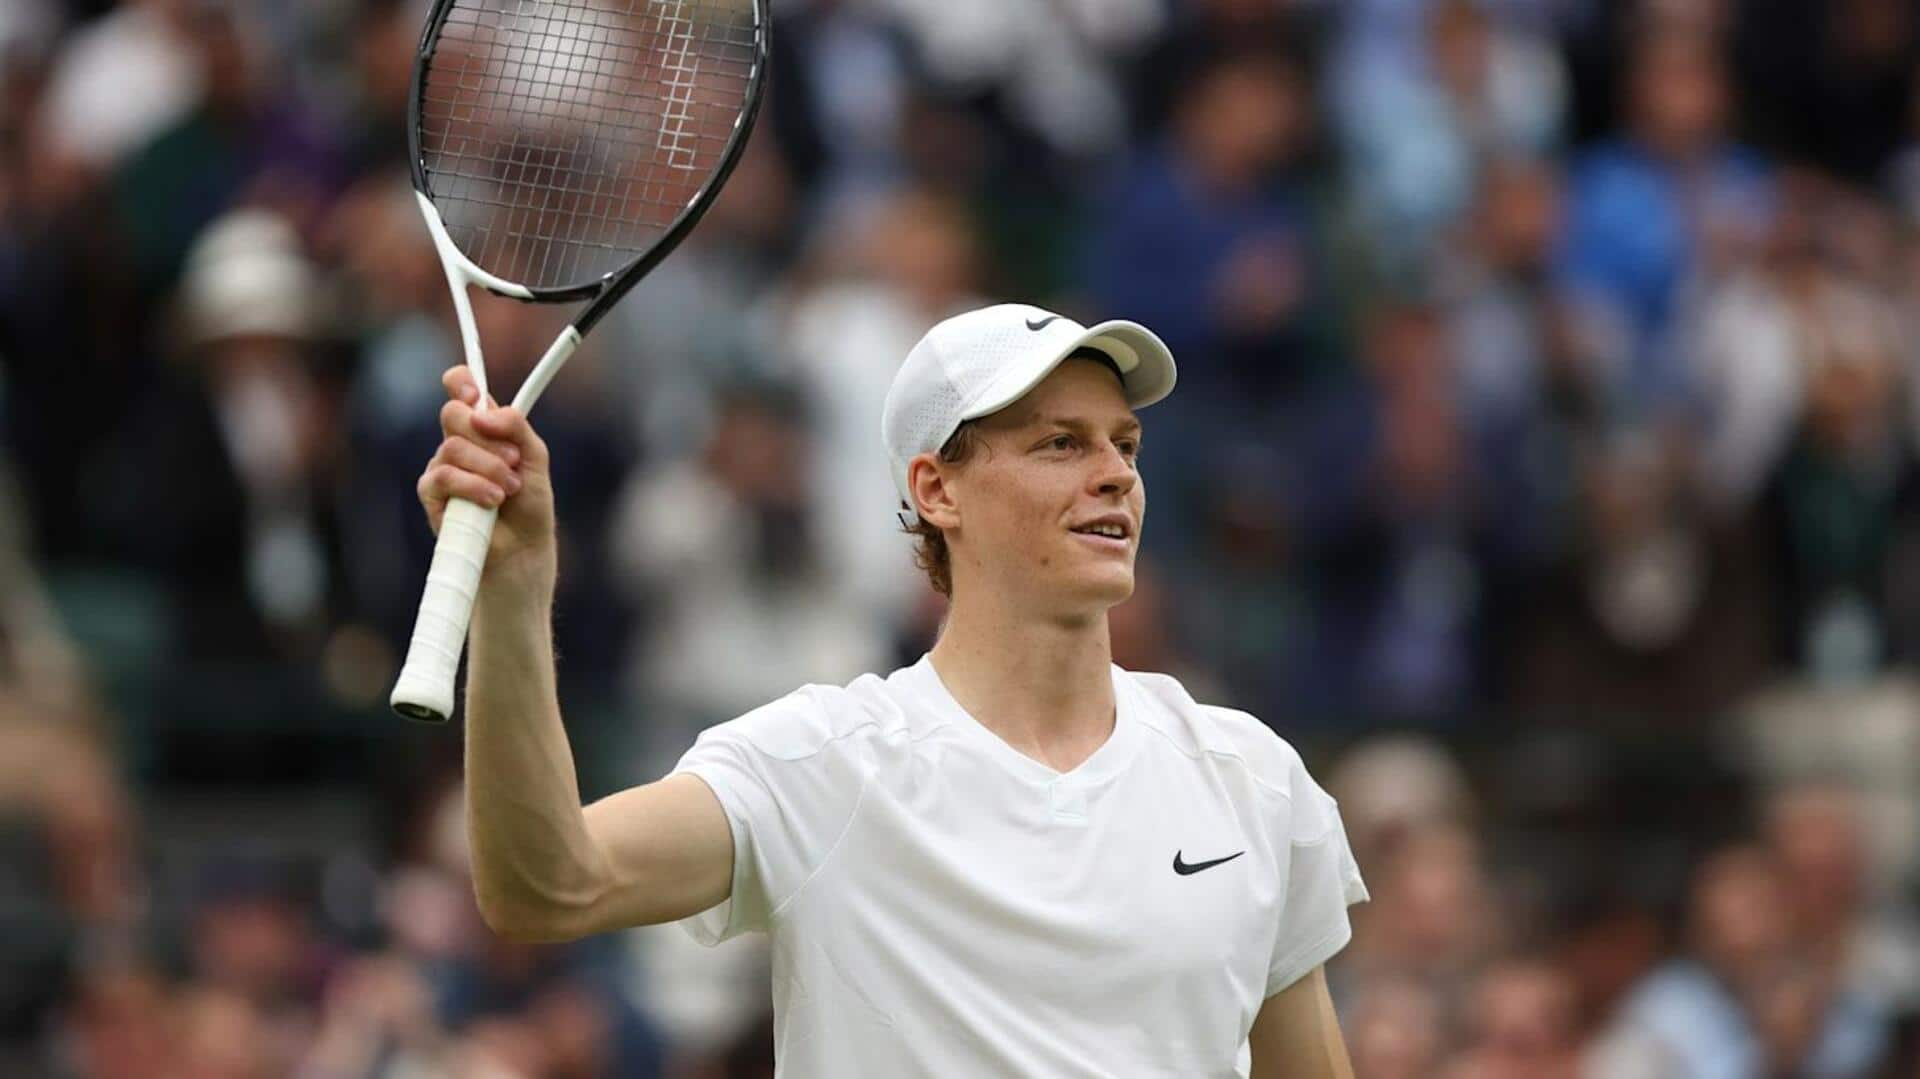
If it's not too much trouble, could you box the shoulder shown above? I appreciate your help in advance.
[691,670,915,764]
[1122,669,1310,798]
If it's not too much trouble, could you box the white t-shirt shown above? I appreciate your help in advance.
[672,656,1369,1077]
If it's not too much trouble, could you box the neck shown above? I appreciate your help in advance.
[928,582,1117,772]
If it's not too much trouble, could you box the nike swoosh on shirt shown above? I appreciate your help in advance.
[1172,850,1245,876]
[1025,316,1064,331]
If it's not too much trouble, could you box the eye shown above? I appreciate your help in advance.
[1116,439,1140,460]
[1044,434,1076,452]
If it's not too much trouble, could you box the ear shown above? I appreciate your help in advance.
[907,453,962,531]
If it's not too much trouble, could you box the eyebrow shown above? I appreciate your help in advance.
[1025,414,1143,437]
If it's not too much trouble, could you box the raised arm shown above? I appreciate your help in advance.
[1249,967,1355,1079]
[421,366,734,941]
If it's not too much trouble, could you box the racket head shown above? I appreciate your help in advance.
[407,0,769,305]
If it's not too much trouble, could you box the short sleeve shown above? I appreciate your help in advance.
[670,688,872,946]
[1266,758,1370,997]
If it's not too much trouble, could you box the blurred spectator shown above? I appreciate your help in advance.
[1127,0,1330,138]
[1448,158,1584,436]
[1442,957,1582,1079]
[1765,783,1920,1018]
[1339,0,1567,269]
[1443,156,1610,576]
[612,380,886,754]
[1343,972,1448,1079]
[1552,883,1667,1047]
[1557,23,1773,420]
[865,0,1156,162]
[1084,43,1333,409]
[37,0,204,173]
[1739,255,1920,678]
[95,209,344,663]
[1597,843,1890,1078]
[182,857,330,1074]
[107,4,344,290]
[1689,173,1847,512]
[298,955,444,1077]
[1292,296,1496,722]
[1345,822,1497,992]
[1505,429,1775,725]
[0,689,137,1060]
[1325,734,1476,872]
[0,691,138,929]
[763,0,914,223]
[435,932,663,1079]
[335,0,417,179]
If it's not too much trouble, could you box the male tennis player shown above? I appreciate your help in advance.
[420,303,1368,1076]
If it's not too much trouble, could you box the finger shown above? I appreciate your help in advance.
[470,406,550,468]
[441,365,480,404]
[418,462,506,510]
[437,436,523,495]
[437,400,523,466]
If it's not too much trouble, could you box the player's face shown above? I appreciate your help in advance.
[949,358,1145,612]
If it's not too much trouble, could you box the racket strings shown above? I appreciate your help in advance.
[418,0,758,291]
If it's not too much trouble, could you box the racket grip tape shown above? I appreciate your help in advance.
[391,496,500,722]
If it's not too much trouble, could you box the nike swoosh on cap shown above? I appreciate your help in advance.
[1025,315,1064,331]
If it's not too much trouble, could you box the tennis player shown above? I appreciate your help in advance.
[420,303,1368,1076]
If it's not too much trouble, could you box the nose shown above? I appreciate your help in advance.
[1089,441,1137,499]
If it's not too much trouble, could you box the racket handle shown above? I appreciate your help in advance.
[391,496,500,722]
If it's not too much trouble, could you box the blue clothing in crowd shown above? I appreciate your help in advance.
[1555,140,1774,418]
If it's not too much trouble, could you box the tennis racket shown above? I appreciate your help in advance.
[391,0,769,722]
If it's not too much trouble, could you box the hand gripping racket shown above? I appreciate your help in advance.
[392,0,769,722]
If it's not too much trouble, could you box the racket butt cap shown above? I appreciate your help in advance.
[392,696,452,723]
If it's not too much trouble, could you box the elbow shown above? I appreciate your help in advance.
[481,909,583,944]
[474,887,599,944]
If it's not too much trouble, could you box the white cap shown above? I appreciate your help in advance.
[178,209,317,347]
[882,303,1178,519]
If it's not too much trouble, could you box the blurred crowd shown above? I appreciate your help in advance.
[7,0,1920,1074]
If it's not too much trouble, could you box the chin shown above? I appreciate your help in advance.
[1072,565,1136,608]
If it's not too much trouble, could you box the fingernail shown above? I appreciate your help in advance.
[503,446,520,465]
[488,486,505,506]
[462,385,478,404]
[505,473,522,493]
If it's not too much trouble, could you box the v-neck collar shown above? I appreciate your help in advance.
[909,654,1142,787]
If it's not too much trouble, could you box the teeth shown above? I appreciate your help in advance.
[1078,524,1125,538]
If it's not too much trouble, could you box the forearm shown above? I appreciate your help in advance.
[462,572,609,938]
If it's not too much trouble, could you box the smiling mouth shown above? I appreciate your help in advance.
[1068,520,1133,552]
